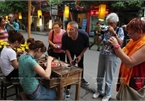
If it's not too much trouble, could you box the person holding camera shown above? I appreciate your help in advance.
[109,18,145,100]
[92,13,124,101]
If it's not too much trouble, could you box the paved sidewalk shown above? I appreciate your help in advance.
[20,29,48,36]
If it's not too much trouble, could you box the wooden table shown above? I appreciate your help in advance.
[42,59,82,100]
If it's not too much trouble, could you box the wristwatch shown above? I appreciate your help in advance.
[114,44,120,50]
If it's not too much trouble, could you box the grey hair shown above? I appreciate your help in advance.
[8,13,15,20]
[68,21,78,29]
[106,13,119,23]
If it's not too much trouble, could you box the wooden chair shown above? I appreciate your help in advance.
[1,77,19,100]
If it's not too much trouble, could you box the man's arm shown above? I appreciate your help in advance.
[14,22,19,31]
[77,47,87,63]
[65,50,73,65]
[7,22,15,30]
[7,22,19,31]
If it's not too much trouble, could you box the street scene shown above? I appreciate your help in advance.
[0,0,145,101]
[0,30,121,100]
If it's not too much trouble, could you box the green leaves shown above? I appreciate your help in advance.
[0,1,27,15]
[112,2,125,8]
[48,0,63,6]
[111,1,144,9]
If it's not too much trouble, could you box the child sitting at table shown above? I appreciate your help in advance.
[18,40,56,100]
[0,30,25,82]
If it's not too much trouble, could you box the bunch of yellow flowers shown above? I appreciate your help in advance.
[14,42,29,52]
[0,40,29,53]
[0,40,9,52]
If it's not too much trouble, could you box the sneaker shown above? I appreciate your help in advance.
[92,91,100,99]
[102,95,111,101]
[65,89,70,98]
[81,79,89,86]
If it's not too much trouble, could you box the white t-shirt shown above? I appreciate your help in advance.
[0,47,17,76]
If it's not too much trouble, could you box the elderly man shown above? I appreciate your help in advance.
[5,14,19,32]
[62,21,89,97]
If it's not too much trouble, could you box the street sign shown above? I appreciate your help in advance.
[82,19,87,31]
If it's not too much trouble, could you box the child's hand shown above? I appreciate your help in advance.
[47,56,53,62]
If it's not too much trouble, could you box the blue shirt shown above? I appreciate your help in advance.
[18,54,38,94]
[6,22,19,32]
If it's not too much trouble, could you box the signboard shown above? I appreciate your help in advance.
[82,19,87,31]
[49,5,58,16]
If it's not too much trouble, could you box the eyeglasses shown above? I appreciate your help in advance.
[127,31,136,37]
[53,27,59,29]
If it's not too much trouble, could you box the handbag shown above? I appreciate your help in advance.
[47,30,54,56]
[116,83,145,100]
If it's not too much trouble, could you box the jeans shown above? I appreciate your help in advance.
[97,53,119,96]
[29,84,56,100]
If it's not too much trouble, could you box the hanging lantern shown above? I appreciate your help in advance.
[5,16,8,20]
[18,12,22,19]
[49,19,52,29]
[98,4,106,19]
[39,18,42,26]
[37,10,42,18]
[64,6,69,18]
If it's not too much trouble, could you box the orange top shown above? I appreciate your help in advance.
[120,35,145,85]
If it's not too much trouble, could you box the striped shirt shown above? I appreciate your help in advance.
[0,27,8,42]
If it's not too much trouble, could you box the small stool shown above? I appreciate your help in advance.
[1,77,19,100]
[19,92,30,100]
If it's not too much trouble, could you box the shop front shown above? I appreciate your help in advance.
[86,6,108,36]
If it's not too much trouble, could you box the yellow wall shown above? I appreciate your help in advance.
[78,13,87,27]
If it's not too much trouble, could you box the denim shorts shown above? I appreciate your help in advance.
[28,84,56,100]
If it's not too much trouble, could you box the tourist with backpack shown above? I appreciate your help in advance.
[92,13,124,101]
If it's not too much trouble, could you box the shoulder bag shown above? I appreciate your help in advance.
[47,31,54,56]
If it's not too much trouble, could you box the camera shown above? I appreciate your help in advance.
[56,45,60,48]
[100,25,109,34]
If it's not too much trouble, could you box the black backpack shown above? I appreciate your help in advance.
[116,27,126,48]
